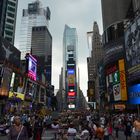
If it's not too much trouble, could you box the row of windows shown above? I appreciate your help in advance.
[7,12,15,18]
[103,22,124,44]
[8,1,16,7]
[6,18,14,24]
[5,30,13,36]
[5,37,12,42]
[32,27,46,31]
[5,24,14,30]
[7,6,15,12]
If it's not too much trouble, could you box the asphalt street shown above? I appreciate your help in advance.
[0,130,136,140]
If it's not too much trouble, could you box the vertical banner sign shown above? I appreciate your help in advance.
[119,59,127,101]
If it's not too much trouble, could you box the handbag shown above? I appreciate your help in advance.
[17,126,24,140]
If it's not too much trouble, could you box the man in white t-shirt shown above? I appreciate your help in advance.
[67,123,77,140]
[80,126,90,140]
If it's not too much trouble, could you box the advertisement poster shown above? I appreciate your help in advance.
[125,16,140,76]
[68,74,75,85]
[113,83,121,101]
[128,84,140,104]
[0,37,21,68]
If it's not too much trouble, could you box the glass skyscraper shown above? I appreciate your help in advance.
[0,0,18,44]
[18,0,50,60]
[63,25,78,109]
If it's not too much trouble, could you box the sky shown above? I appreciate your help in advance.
[15,0,103,97]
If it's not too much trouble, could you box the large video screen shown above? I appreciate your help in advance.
[125,16,140,77]
[105,59,127,102]
[128,84,140,104]
[26,54,37,81]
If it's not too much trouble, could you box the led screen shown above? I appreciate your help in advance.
[68,104,75,109]
[68,91,75,96]
[68,69,74,75]
[125,16,140,78]
[27,54,37,81]
[128,84,140,104]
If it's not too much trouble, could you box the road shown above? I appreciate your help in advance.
[0,130,136,140]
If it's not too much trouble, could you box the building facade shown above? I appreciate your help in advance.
[19,0,50,60]
[87,22,103,103]
[63,25,78,110]
[0,0,18,44]
[101,0,140,110]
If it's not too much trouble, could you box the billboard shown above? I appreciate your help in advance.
[128,84,140,104]
[0,37,21,68]
[68,104,75,109]
[26,54,37,81]
[125,16,140,78]
[106,59,127,102]
[68,91,75,96]
[0,67,12,97]
[68,74,75,86]
[118,59,127,101]
[114,104,125,110]
[24,80,36,101]
[68,69,74,75]
[9,91,24,100]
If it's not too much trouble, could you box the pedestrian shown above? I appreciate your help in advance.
[104,123,109,140]
[124,117,132,140]
[67,123,77,140]
[8,116,28,140]
[133,117,140,140]
[51,119,60,139]
[95,123,104,140]
[33,116,43,140]
[80,125,90,140]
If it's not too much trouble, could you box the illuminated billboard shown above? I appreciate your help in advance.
[106,59,127,102]
[68,74,75,86]
[128,84,140,104]
[68,104,75,109]
[68,69,74,75]
[68,91,75,96]
[26,54,37,81]
[0,37,21,69]
[125,16,140,79]
[9,91,24,100]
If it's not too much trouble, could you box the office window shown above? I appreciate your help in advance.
[7,6,15,12]
[7,18,14,24]
[5,24,14,30]
[5,30,13,36]
[8,1,16,7]
[7,12,14,18]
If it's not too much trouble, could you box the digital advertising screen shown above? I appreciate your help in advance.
[68,91,75,96]
[128,84,140,104]
[105,59,127,102]
[67,69,74,75]
[125,16,140,78]
[68,104,75,109]
[26,54,37,81]
[68,74,75,86]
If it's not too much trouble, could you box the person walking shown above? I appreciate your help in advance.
[67,123,77,140]
[133,117,140,140]
[8,116,28,140]
[124,117,132,140]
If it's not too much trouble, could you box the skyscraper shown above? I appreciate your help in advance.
[31,26,52,84]
[63,25,78,109]
[19,0,50,60]
[87,22,103,102]
[0,0,18,44]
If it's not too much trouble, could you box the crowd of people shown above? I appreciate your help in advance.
[0,110,140,140]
